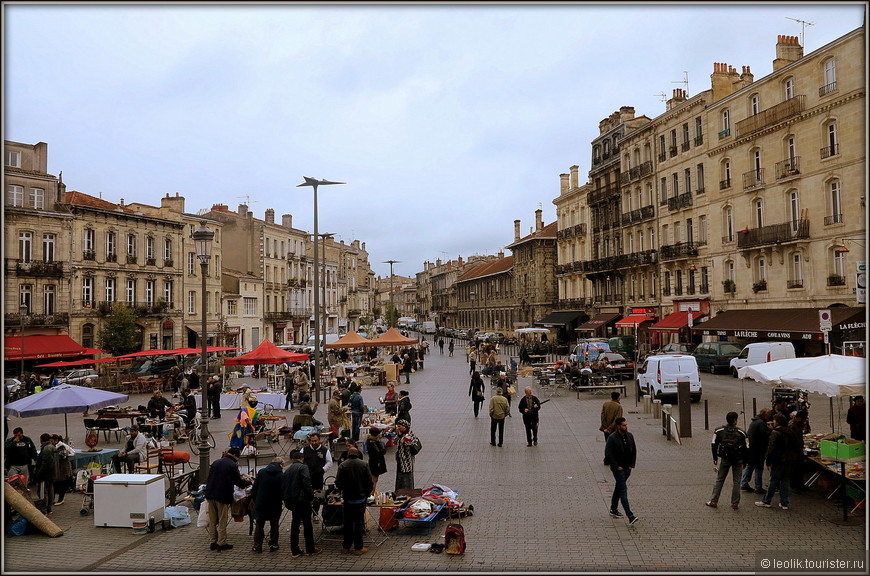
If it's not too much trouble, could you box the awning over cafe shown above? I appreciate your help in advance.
[4,335,87,361]
[691,307,866,339]
[576,313,620,332]
[649,311,705,333]
[535,311,586,327]
[615,313,656,329]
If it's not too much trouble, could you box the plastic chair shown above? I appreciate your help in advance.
[95,419,122,442]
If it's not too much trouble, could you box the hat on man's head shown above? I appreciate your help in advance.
[226,446,242,457]
[395,419,410,428]
[130,425,140,431]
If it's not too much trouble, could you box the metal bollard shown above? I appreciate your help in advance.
[704,399,709,431]
[643,394,651,413]
[652,399,662,419]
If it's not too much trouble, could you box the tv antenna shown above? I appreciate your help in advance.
[237,195,258,205]
[671,71,689,97]
[786,17,814,46]
[654,92,667,103]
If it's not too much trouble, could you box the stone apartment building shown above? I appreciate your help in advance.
[220,268,264,351]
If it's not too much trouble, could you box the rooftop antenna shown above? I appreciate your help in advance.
[237,195,258,205]
[654,92,667,103]
[786,17,814,46]
[671,71,689,97]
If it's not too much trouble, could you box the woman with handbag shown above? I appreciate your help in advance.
[468,371,486,418]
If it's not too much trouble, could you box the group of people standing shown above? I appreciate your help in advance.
[4,428,75,515]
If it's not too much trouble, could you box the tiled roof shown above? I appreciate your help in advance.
[505,221,558,248]
[457,255,514,282]
[65,191,136,213]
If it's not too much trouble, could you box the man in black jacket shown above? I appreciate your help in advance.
[755,414,797,511]
[302,432,333,518]
[706,411,748,510]
[741,408,772,494]
[282,450,320,558]
[604,417,638,525]
[335,447,373,555]
[206,376,222,419]
[204,446,252,551]
[250,456,285,553]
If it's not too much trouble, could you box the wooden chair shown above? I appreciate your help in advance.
[134,447,163,474]
[157,446,191,477]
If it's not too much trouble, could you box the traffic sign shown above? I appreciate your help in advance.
[819,309,832,331]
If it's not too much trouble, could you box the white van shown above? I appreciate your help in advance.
[729,342,796,377]
[637,354,702,402]
[305,334,342,353]
[420,321,437,334]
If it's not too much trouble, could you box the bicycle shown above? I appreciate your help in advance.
[186,410,216,456]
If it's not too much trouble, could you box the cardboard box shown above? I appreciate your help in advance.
[820,437,866,460]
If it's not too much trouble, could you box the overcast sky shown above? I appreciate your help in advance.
[4,2,865,278]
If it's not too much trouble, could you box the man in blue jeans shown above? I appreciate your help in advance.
[604,417,639,525]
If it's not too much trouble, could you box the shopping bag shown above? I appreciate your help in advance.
[197,501,210,528]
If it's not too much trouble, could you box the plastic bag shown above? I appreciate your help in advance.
[197,501,210,527]
[165,505,192,528]
[10,516,29,536]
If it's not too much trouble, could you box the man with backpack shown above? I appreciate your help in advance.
[706,411,748,510]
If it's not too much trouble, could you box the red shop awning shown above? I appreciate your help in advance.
[615,314,656,329]
[649,311,705,333]
[4,335,87,361]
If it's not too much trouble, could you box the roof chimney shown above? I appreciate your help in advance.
[238,204,248,218]
[560,173,569,195]
[282,214,292,228]
[570,165,579,190]
[711,62,738,102]
[774,34,804,71]
[514,219,521,242]
[161,193,185,213]
[265,208,275,224]
[535,209,543,232]
[666,88,687,111]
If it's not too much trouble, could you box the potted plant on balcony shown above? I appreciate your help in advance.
[751,280,768,293]
[828,274,846,286]
[722,279,736,294]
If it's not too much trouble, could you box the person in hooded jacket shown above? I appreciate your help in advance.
[250,457,285,553]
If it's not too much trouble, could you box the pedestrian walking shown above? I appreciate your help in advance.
[50,434,74,505]
[282,450,321,558]
[394,419,421,491]
[402,354,413,385]
[489,387,510,447]
[335,447,374,556]
[349,386,365,441]
[438,337,445,354]
[468,371,486,418]
[600,392,623,465]
[365,427,387,495]
[741,408,772,494]
[250,456,285,553]
[755,414,797,511]
[448,339,455,357]
[518,387,541,446]
[604,417,639,525]
[469,347,477,374]
[706,411,748,510]
[204,446,252,551]
[283,369,295,411]
[396,390,412,423]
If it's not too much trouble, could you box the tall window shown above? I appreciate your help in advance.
[784,77,795,100]
[5,150,21,167]
[753,149,762,176]
[833,249,845,276]
[724,207,734,242]
[755,200,764,228]
[698,215,707,244]
[824,58,837,87]
[722,109,730,132]
[674,222,682,244]
[126,233,137,256]
[227,299,238,315]
[791,253,803,285]
[106,231,116,257]
[751,94,760,115]
[19,231,32,262]
[146,236,154,260]
[684,169,691,195]
[164,238,172,261]
[188,291,197,314]
[126,279,136,303]
[105,277,116,302]
[696,163,705,193]
[44,285,56,315]
[82,277,94,307]
[686,218,694,244]
[244,297,257,316]
[29,188,44,209]
[826,122,839,156]
[682,123,689,146]
[789,190,800,231]
[42,234,55,262]
[757,257,767,283]
[145,279,155,304]
[727,261,735,283]
[672,173,679,197]
[20,285,32,312]
[787,136,797,160]
[8,185,23,207]
[84,229,95,252]
[660,177,668,203]
[188,253,195,275]
[830,180,842,221]
[695,117,703,140]
[163,280,173,304]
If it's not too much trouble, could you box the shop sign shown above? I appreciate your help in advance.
[226,326,241,335]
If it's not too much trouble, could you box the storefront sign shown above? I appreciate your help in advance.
[700,329,819,340]
[226,326,241,335]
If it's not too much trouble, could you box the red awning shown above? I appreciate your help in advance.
[576,313,620,332]
[4,335,87,361]
[615,314,656,328]
[649,311,705,332]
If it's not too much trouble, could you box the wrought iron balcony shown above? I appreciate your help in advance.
[819,81,838,97]
[659,242,700,261]
[824,214,843,226]
[699,283,710,294]
[719,178,731,190]
[669,146,677,157]
[694,135,704,146]
[742,169,764,191]
[667,192,693,212]
[718,128,730,139]
[827,275,846,287]
[106,253,117,263]
[5,312,69,327]
[820,144,839,159]
[83,250,96,261]
[681,141,690,152]
[787,279,804,289]
[775,156,800,180]
[736,95,804,137]
[736,219,810,249]
[14,260,64,277]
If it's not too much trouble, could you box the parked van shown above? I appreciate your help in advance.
[569,339,611,364]
[729,342,796,377]
[420,321,437,334]
[692,341,742,374]
[608,335,636,359]
[306,334,342,350]
[637,354,702,402]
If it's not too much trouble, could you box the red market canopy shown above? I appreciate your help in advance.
[370,327,419,347]
[35,359,97,368]
[171,346,241,355]
[649,311,705,333]
[325,331,374,349]
[4,335,88,361]
[117,349,178,358]
[223,340,309,366]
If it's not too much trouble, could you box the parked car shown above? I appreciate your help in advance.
[56,368,99,385]
[129,356,180,376]
[5,377,23,400]
[456,330,468,339]
[637,354,702,402]
[653,342,697,356]
[729,342,796,377]
[487,332,505,344]
[692,341,742,374]
[597,352,635,379]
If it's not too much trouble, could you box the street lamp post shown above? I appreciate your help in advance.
[469,290,476,331]
[319,232,335,396]
[383,260,400,326]
[192,221,215,485]
[19,303,28,379]
[297,177,345,400]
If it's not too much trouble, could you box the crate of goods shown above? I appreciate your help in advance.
[820,436,866,460]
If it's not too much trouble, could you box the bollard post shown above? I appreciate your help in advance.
[652,399,662,419]
[704,399,709,431]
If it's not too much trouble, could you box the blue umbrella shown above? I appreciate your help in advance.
[4,383,129,442]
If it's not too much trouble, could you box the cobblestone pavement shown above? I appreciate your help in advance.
[3,344,866,573]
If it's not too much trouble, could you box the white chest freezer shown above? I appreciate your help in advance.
[93,473,165,528]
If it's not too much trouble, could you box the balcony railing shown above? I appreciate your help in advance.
[696,185,705,195]
[667,192,693,212]
[820,144,839,159]
[669,146,677,157]
[824,214,843,226]
[699,283,710,294]
[719,178,731,190]
[742,169,764,191]
[827,275,846,287]
[736,95,804,137]
[775,156,801,179]
[659,242,700,261]
[658,152,666,162]
[106,253,117,263]
[736,218,810,249]
[787,280,804,289]
[146,257,157,266]
[5,312,69,327]
[722,234,736,245]
[14,260,64,277]
[126,255,138,264]
[819,81,838,97]
[662,286,671,296]
[694,135,704,146]
[718,128,730,139]
[681,141,690,152]
[83,250,96,261]
[164,259,174,267]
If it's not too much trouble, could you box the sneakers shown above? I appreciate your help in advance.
[352,547,369,556]
[705,501,717,508]
[779,504,789,510]
[740,485,753,492]
[307,548,323,556]
[754,501,772,508]
[54,500,64,506]
[628,516,640,525]
[609,510,624,518]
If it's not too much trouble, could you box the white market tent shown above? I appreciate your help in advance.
[737,354,865,397]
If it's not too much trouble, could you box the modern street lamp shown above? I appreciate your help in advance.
[383,260,401,326]
[319,232,335,387]
[297,177,345,400]
[469,290,477,331]
[19,303,28,379]
[192,221,215,485]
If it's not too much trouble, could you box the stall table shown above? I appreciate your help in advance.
[71,448,119,472]
[194,392,287,411]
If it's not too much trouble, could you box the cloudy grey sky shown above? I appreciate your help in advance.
[4,2,865,278]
